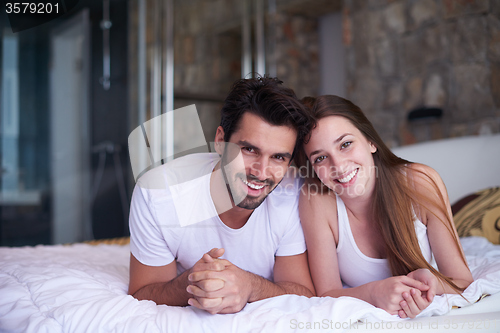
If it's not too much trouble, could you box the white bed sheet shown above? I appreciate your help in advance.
[0,237,499,333]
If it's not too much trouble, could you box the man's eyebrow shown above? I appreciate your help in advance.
[237,140,259,151]
[308,133,352,159]
[276,152,292,160]
[238,140,292,159]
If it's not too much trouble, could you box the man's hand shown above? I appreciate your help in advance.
[185,248,227,312]
[186,249,314,315]
[190,248,226,276]
[367,276,430,315]
[187,250,255,314]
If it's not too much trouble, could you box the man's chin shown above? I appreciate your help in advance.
[235,195,267,210]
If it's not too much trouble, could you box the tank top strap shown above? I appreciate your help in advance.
[335,194,349,252]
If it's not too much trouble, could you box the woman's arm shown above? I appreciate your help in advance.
[299,187,342,295]
[299,185,429,315]
[410,163,474,294]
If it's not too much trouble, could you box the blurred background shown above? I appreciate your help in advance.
[0,0,498,246]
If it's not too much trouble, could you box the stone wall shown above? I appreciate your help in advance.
[128,0,322,145]
[343,0,500,147]
[274,12,320,99]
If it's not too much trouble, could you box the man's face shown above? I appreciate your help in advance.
[215,112,297,210]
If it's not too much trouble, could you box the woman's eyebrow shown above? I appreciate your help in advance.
[308,133,352,159]
[334,133,352,144]
[308,149,322,159]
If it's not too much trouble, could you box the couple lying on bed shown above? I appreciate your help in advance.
[127,77,473,318]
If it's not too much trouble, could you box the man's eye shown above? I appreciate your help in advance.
[341,141,352,149]
[243,147,255,153]
[313,156,326,164]
[273,155,285,161]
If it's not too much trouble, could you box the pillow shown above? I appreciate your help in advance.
[452,187,500,244]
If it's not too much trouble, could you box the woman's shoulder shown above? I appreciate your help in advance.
[406,163,445,188]
[405,163,450,220]
[299,179,338,222]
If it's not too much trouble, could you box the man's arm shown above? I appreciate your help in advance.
[244,252,316,303]
[129,249,226,306]
[187,251,315,314]
[128,254,191,306]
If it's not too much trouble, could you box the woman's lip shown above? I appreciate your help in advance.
[336,168,358,183]
[335,168,359,187]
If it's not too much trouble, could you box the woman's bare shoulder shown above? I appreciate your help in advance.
[406,163,445,189]
[299,179,338,224]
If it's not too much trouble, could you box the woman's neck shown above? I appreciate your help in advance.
[341,194,373,223]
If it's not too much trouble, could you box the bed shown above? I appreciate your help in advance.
[1,134,500,332]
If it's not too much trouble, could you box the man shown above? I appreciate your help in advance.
[128,76,315,314]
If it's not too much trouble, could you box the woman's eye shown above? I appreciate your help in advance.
[313,156,326,164]
[341,141,352,149]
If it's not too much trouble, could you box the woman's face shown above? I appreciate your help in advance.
[304,115,377,199]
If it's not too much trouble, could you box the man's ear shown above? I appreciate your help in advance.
[214,126,225,155]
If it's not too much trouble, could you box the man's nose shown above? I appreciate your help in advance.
[249,156,270,180]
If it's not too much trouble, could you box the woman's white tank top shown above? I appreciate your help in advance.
[335,195,436,288]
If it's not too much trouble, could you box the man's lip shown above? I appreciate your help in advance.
[242,178,267,190]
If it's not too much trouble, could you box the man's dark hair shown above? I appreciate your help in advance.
[220,76,313,158]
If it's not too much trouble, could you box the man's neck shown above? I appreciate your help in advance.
[210,161,254,229]
[218,206,253,229]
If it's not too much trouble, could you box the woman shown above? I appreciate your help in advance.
[297,95,473,318]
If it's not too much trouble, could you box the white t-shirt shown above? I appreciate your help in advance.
[129,153,306,281]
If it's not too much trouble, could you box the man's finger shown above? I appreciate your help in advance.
[202,253,215,263]
[207,248,225,259]
[189,270,222,283]
[186,284,222,298]
[191,278,225,293]
[191,260,226,273]
[188,297,223,313]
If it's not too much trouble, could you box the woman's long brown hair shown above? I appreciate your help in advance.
[296,95,468,293]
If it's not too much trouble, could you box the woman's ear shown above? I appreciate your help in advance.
[214,126,225,155]
[369,142,377,154]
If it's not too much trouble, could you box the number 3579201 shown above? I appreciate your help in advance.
[6,3,59,14]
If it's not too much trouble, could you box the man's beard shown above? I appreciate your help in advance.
[219,146,280,210]
[225,173,276,210]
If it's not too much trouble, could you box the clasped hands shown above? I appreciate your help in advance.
[370,268,438,319]
[186,248,253,314]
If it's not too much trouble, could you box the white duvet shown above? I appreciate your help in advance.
[1,237,500,333]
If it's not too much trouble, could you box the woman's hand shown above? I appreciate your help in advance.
[407,268,438,302]
[367,276,430,315]
[398,268,439,318]
[398,288,432,318]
